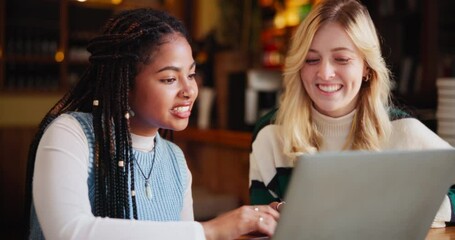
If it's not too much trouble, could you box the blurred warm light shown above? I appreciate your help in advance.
[287,0,311,7]
[274,7,301,28]
[260,0,274,7]
[284,8,300,26]
[74,0,123,4]
[271,0,315,28]
[55,51,65,63]
[274,12,286,29]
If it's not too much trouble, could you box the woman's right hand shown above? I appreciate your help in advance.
[201,205,279,240]
[268,201,286,213]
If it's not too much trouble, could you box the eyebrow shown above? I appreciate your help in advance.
[332,47,356,53]
[308,47,356,53]
[156,61,196,73]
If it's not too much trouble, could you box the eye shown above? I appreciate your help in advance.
[160,78,176,84]
[188,73,197,80]
[305,58,319,65]
[335,58,350,64]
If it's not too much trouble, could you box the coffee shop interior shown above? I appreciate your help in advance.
[1,0,454,238]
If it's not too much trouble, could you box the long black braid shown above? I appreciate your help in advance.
[24,8,189,232]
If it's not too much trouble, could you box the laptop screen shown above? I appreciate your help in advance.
[273,149,455,240]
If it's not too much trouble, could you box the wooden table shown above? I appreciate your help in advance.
[237,227,455,239]
[427,227,455,239]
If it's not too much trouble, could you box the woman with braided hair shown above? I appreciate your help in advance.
[26,8,279,240]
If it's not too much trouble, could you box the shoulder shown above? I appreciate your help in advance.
[159,136,185,157]
[66,111,92,120]
[37,113,90,165]
[63,112,94,136]
[251,124,292,167]
[253,124,283,147]
[157,134,189,186]
[44,113,87,140]
[252,108,278,142]
[391,117,432,134]
[389,118,452,149]
[388,107,411,120]
[251,107,410,141]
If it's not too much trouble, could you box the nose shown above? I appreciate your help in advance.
[317,60,336,80]
[179,79,197,99]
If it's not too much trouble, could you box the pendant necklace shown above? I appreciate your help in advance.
[135,138,157,199]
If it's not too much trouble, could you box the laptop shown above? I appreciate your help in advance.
[273,149,455,240]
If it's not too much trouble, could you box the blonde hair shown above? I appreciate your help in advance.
[276,0,393,158]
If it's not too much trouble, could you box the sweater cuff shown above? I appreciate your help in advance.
[194,222,207,240]
[433,195,451,224]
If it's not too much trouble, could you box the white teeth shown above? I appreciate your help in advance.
[173,106,190,112]
[318,84,341,93]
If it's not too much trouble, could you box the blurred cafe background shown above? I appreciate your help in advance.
[0,0,454,238]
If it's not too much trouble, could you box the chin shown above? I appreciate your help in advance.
[170,122,190,132]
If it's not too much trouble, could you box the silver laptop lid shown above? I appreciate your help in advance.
[273,149,455,240]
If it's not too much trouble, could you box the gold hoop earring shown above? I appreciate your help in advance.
[363,72,372,82]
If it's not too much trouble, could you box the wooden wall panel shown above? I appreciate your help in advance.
[0,127,37,239]
[174,127,252,205]
[0,126,253,237]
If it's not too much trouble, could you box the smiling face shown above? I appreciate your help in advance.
[128,33,198,136]
[300,22,367,118]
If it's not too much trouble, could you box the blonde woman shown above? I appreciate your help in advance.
[249,0,454,228]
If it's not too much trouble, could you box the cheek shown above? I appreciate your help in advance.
[300,69,312,89]
[350,71,364,89]
[131,82,158,109]
[193,83,199,98]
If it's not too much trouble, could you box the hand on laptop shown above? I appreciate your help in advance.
[269,201,286,213]
[201,205,280,240]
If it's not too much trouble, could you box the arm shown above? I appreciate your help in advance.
[448,187,455,222]
[181,165,195,221]
[389,118,454,227]
[33,115,205,239]
[250,153,281,205]
[249,125,291,205]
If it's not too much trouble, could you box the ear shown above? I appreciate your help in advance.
[363,64,371,78]
[363,63,370,76]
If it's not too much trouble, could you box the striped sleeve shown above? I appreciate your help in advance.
[249,125,293,205]
[448,187,455,222]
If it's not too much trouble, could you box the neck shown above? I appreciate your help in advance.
[312,107,356,151]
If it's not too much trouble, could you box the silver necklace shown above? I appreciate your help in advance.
[134,139,157,199]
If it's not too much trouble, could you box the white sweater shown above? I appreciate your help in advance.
[250,108,453,228]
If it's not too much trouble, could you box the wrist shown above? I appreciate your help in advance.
[201,221,216,240]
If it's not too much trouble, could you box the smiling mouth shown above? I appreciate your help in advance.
[317,84,342,93]
[172,106,190,112]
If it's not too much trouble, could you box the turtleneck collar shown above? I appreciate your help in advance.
[311,106,356,137]
[131,133,156,152]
